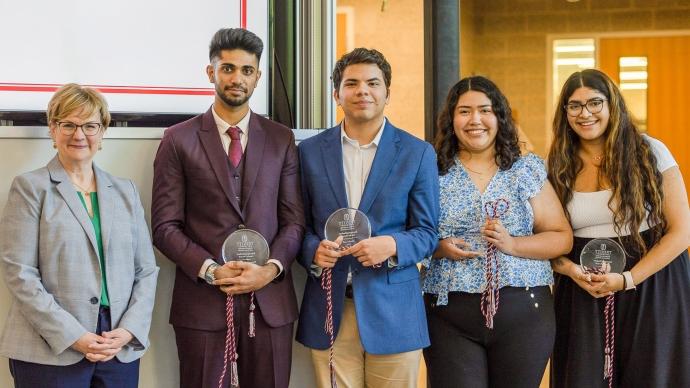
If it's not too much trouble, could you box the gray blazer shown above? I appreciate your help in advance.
[0,156,159,365]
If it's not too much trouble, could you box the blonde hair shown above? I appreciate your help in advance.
[47,83,111,128]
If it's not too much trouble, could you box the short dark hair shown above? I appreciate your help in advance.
[332,48,392,92]
[433,76,520,175]
[209,28,263,62]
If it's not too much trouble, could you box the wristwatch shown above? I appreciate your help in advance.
[622,271,636,291]
[204,263,220,284]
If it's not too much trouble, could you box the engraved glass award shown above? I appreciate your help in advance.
[221,228,270,265]
[324,208,371,248]
[580,238,626,274]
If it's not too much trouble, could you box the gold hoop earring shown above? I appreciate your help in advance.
[52,141,57,149]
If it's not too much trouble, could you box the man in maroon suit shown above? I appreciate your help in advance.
[152,28,304,388]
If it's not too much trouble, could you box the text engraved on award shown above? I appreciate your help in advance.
[234,234,257,263]
[338,213,358,248]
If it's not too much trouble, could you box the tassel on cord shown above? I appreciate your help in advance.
[248,292,256,338]
[231,359,239,388]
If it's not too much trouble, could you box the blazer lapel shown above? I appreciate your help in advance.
[47,156,99,256]
[93,164,114,258]
[241,112,266,213]
[358,122,401,214]
[320,126,348,209]
[197,108,243,218]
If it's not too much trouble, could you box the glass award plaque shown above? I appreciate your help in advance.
[324,208,371,248]
[221,228,270,266]
[579,238,626,274]
[455,231,486,256]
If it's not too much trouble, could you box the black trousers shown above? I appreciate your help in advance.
[9,307,140,388]
[424,286,555,388]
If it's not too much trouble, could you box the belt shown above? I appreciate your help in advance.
[345,284,354,299]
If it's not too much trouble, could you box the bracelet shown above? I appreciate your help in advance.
[622,271,636,291]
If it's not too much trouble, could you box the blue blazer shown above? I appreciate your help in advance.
[295,121,439,354]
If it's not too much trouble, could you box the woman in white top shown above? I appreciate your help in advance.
[548,69,690,388]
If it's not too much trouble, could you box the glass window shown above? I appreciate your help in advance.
[619,56,648,132]
[552,38,596,109]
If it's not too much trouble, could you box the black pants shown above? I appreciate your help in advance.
[9,307,140,388]
[424,286,555,388]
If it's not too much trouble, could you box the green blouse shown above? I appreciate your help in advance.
[77,192,110,307]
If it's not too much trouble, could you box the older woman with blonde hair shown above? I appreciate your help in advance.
[0,83,158,387]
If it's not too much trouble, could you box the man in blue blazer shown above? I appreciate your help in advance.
[296,48,439,388]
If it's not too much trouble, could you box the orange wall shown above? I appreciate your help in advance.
[600,35,690,201]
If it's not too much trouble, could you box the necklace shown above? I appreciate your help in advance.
[71,180,95,196]
[462,161,498,175]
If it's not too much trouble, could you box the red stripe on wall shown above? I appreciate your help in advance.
[241,0,247,28]
[0,83,214,96]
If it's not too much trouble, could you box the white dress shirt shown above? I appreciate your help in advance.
[341,118,385,209]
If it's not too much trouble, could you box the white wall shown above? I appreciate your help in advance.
[0,0,270,115]
[0,133,316,387]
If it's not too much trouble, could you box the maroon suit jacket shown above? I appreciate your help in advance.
[152,108,304,330]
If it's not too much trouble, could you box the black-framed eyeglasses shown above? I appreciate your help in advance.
[56,121,103,136]
[564,98,607,117]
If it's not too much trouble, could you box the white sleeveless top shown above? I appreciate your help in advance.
[568,135,677,238]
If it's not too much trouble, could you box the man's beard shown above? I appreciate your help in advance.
[216,84,252,107]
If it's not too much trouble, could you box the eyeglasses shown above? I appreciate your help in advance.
[564,98,607,117]
[56,121,103,136]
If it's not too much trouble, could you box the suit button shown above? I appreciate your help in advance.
[90,297,99,305]
[238,224,246,229]
[233,174,240,179]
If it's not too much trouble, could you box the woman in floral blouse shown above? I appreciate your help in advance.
[422,76,572,388]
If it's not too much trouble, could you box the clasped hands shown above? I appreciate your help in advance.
[212,261,278,295]
[312,235,396,269]
[435,219,515,260]
[71,328,133,362]
[565,260,625,298]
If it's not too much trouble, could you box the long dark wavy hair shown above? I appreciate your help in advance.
[547,69,666,253]
[433,76,521,176]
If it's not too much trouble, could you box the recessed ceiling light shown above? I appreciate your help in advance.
[566,0,581,3]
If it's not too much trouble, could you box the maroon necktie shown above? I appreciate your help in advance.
[227,126,242,167]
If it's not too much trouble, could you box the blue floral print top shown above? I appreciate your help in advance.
[421,153,553,306]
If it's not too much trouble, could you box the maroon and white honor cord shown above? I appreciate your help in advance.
[582,265,616,388]
[219,295,239,388]
[481,242,501,329]
[481,199,509,329]
[321,268,338,388]
[218,291,257,388]
[603,294,615,388]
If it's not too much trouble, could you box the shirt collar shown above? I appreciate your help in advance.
[212,105,251,136]
[340,118,386,147]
